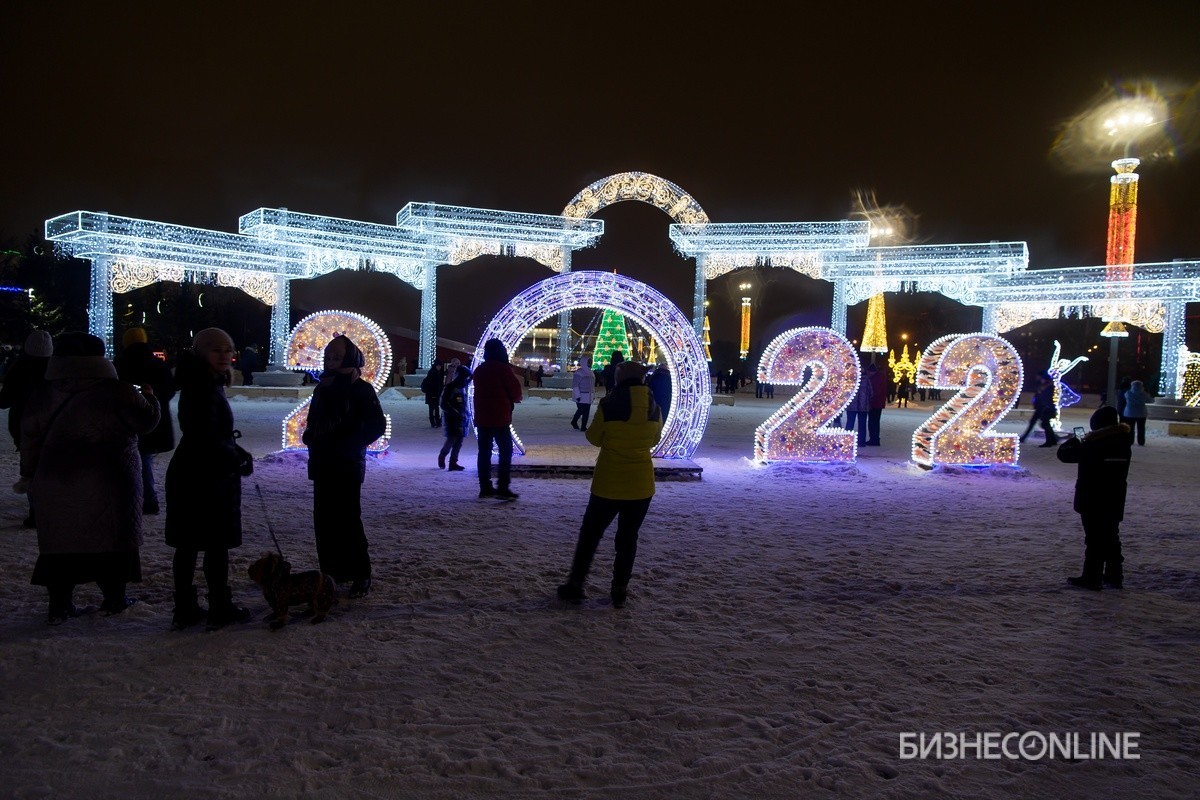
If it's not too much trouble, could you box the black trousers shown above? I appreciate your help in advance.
[1079,513,1123,583]
[566,495,652,589]
[844,409,868,444]
[312,474,371,581]
[866,408,882,445]
[1123,416,1146,446]
[571,402,591,430]
[476,425,514,490]
[173,546,230,597]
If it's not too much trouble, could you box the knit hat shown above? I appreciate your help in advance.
[23,329,53,358]
[1090,406,1119,430]
[192,327,235,354]
[122,327,149,348]
[53,331,105,357]
[483,338,508,362]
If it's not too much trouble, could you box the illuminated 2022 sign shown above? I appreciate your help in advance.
[754,327,861,463]
[471,271,711,459]
[281,310,393,452]
[912,333,1023,468]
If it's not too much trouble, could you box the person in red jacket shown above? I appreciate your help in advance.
[471,338,523,500]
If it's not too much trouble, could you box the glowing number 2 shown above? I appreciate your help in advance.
[912,333,1023,468]
[754,327,860,463]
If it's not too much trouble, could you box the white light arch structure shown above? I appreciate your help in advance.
[469,271,711,459]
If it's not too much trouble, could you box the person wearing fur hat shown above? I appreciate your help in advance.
[0,329,53,527]
[164,328,252,629]
[302,335,387,598]
[471,338,523,500]
[114,327,176,515]
[19,331,160,624]
[557,360,662,609]
[1056,406,1132,590]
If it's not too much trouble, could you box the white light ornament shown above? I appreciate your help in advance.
[281,310,393,453]
[912,334,1023,469]
[754,327,860,464]
[470,271,711,459]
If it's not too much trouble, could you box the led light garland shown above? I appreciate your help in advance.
[1046,340,1088,431]
[912,334,1023,468]
[470,271,711,459]
[754,327,860,464]
[281,310,393,453]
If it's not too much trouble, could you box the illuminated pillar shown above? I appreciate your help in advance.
[830,280,847,335]
[1100,157,1139,405]
[557,247,572,370]
[89,254,115,357]
[739,296,751,359]
[419,263,437,368]
[1160,297,1184,398]
[693,255,707,340]
[860,292,888,356]
[269,275,291,366]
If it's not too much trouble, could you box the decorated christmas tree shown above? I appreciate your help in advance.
[594,308,629,365]
[860,292,888,353]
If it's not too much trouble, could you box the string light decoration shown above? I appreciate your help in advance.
[740,296,751,359]
[470,271,710,459]
[1179,346,1200,406]
[860,293,888,353]
[888,344,919,387]
[594,307,630,363]
[912,334,1023,468]
[754,327,860,464]
[281,310,393,453]
[1046,340,1089,431]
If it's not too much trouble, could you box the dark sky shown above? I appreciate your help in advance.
[4,3,1200,352]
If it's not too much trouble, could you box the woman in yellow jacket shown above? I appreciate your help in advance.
[557,361,662,609]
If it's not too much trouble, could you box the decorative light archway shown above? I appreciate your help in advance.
[281,310,393,452]
[470,271,711,459]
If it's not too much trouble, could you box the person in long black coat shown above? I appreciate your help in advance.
[438,364,471,471]
[303,335,387,598]
[1056,405,1132,590]
[0,329,53,527]
[164,328,251,630]
[421,359,445,428]
[114,327,176,515]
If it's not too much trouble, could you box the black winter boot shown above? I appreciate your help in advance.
[205,586,251,630]
[171,587,208,631]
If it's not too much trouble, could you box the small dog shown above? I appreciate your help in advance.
[248,552,337,630]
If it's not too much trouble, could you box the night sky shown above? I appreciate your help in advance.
[4,3,1200,363]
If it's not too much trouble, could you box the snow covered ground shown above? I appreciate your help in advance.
[1,390,1197,799]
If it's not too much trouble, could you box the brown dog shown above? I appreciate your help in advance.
[247,552,337,630]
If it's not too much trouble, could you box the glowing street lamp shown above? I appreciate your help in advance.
[1096,94,1165,406]
[739,281,753,360]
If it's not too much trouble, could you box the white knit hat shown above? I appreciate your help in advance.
[23,330,53,358]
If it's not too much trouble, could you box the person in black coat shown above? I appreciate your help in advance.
[646,363,672,421]
[1056,405,1132,590]
[0,329,53,528]
[601,351,624,396]
[438,364,471,471]
[303,335,387,598]
[114,327,176,515]
[164,328,252,630]
[1019,371,1059,447]
[421,359,445,428]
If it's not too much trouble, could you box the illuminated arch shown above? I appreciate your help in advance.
[281,310,393,452]
[470,271,711,459]
[563,172,710,224]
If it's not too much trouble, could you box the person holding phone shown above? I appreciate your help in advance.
[1056,407,1132,590]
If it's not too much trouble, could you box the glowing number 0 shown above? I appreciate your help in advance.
[281,310,393,453]
[754,327,860,463]
[911,333,1023,468]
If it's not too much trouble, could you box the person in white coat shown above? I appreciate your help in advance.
[571,356,594,432]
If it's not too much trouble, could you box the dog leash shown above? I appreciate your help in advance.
[253,482,286,559]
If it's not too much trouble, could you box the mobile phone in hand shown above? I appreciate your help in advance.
[1072,426,1086,438]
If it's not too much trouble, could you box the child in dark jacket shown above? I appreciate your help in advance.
[1056,406,1132,590]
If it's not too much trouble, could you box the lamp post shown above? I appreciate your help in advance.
[1095,96,1162,407]
[738,281,753,361]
